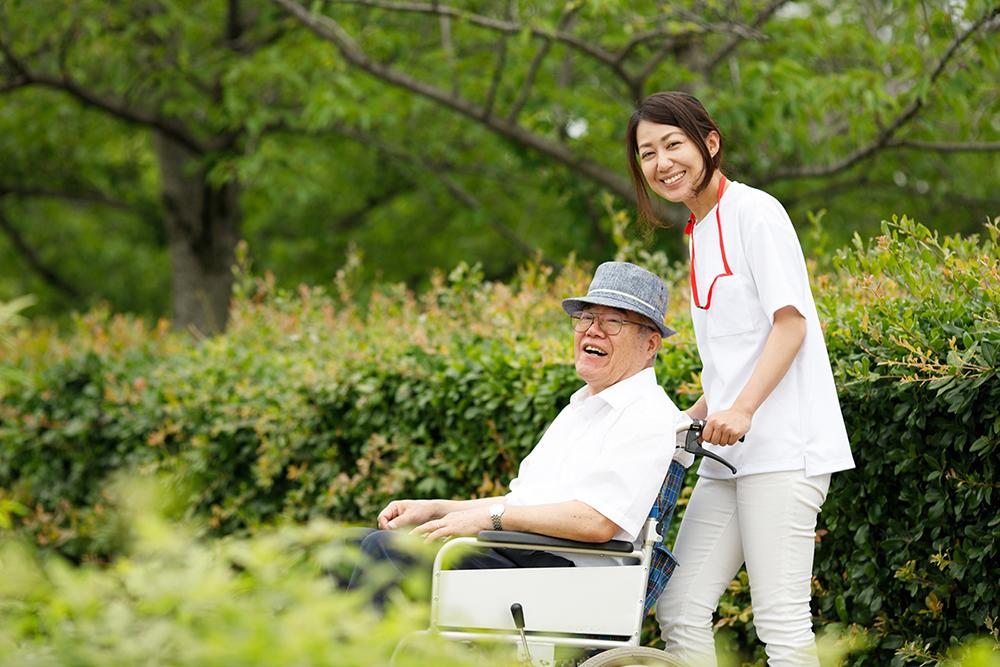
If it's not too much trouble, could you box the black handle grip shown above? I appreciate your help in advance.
[684,419,738,475]
[510,603,525,630]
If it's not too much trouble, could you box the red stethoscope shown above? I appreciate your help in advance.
[684,175,730,310]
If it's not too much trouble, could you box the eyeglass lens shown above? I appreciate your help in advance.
[572,312,624,334]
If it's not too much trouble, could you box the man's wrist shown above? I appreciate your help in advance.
[430,499,451,518]
[489,503,506,531]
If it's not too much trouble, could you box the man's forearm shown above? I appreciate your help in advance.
[438,496,505,515]
[501,500,620,543]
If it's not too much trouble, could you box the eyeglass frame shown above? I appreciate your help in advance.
[570,310,659,336]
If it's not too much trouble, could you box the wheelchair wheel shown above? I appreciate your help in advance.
[577,646,683,667]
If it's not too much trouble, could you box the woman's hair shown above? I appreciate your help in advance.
[625,91,724,228]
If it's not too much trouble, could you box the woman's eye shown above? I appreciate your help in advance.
[641,152,654,160]
[666,141,680,149]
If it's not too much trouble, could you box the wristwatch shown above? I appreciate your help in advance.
[489,503,506,531]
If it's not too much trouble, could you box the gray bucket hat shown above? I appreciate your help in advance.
[562,261,676,338]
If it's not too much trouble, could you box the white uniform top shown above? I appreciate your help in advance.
[505,367,690,566]
[689,181,855,479]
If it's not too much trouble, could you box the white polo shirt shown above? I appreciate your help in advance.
[688,181,855,479]
[505,367,689,566]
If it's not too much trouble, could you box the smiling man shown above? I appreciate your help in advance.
[350,262,692,599]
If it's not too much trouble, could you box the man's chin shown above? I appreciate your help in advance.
[575,362,605,385]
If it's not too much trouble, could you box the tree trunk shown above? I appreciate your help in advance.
[154,132,240,335]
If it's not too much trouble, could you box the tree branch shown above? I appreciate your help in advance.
[323,0,635,88]
[0,34,208,154]
[227,0,243,43]
[0,75,27,94]
[632,37,694,101]
[885,139,1000,153]
[0,184,136,213]
[507,4,580,123]
[617,15,764,65]
[328,121,556,265]
[759,5,1000,185]
[0,207,81,299]
[482,1,513,119]
[332,187,407,233]
[272,0,634,202]
[703,0,791,73]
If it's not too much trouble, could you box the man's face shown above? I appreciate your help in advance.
[573,304,660,394]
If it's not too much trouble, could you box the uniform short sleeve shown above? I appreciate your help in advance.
[743,197,810,323]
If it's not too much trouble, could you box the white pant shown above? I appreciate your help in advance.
[656,470,831,667]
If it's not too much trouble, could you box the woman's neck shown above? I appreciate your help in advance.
[687,171,726,222]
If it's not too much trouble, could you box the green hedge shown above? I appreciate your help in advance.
[1,218,997,664]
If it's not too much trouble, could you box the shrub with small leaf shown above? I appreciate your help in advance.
[1,217,997,665]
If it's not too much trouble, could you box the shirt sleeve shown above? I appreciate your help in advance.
[570,407,678,542]
[743,197,810,324]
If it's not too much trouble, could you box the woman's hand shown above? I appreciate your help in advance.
[702,408,752,445]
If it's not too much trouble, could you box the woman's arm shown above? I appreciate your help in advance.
[685,395,708,420]
[702,305,806,445]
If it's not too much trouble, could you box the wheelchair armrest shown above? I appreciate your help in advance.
[476,530,634,554]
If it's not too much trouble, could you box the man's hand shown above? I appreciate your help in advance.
[377,499,442,530]
[411,507,492,541]
[702,408,752,446]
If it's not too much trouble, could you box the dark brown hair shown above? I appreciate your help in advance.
[625,91,724,228]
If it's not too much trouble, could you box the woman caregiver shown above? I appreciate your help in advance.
[625,91,855,666]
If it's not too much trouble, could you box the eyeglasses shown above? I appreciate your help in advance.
[570,311,656,335]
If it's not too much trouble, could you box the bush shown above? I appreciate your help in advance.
[815,218,999,664]
[0,478,509,667]
[1,218,997,664]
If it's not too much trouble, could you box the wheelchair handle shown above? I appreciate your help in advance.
[683,419,739,475]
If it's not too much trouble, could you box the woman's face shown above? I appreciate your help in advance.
[635,119,719,206]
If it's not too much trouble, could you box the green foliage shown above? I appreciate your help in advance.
[1,219,999,663]
[2,1,998,320]
[0,295,35,348]
[0,477,510,666]
[811,216,1000,664]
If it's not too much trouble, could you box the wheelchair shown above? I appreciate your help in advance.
[406,418,737,667]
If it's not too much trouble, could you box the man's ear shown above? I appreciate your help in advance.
[646,331,662,359]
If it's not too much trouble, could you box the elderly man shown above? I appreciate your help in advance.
[350,262,691,596]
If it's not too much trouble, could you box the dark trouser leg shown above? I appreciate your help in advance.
[346,529,573,608]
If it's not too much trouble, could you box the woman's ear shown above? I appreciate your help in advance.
[706,130,721,158]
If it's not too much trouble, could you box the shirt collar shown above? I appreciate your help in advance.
[570,366,659,410]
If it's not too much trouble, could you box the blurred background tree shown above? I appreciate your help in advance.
[1,0,997,331]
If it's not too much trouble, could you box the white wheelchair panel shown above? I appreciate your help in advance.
[435,565,646,637]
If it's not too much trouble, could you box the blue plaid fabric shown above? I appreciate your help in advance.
[643,460,686,614]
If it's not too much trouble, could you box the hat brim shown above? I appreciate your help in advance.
[562,296,676,338]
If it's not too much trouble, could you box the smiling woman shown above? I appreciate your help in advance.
[625,91,856,667]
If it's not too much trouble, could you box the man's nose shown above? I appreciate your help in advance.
[584,318,608,336]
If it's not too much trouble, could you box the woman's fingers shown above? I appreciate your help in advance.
[704,409,750,445]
